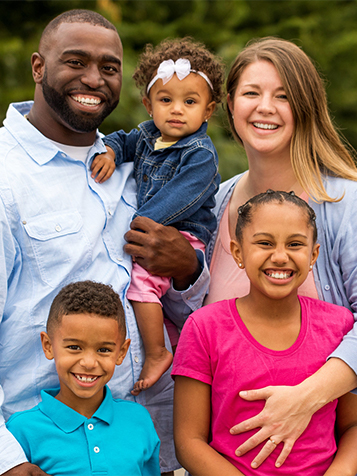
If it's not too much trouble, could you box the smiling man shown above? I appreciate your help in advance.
[0,9,208,476]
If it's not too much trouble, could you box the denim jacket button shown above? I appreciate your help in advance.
[143,174,148,182]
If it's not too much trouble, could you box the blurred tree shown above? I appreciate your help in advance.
[0,0,356,180]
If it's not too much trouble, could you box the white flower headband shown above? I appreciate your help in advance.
[147,58,214,93]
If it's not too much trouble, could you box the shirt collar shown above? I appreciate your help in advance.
[39,386,114,433]
[4,102,107,165]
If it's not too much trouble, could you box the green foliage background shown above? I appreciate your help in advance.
[1,0,356,180]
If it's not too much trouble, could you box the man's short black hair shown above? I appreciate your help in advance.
[39,9,117,53]
[47,280,126,336]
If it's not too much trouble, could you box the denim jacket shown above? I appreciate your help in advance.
[104,120,220,246]
[209,172,357,378]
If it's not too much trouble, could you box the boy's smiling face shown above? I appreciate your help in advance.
[41,313,130,418]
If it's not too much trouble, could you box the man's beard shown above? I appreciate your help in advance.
[42,70,119,133]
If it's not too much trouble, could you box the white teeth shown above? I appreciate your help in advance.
[72,96,101,106]
[253,122,278,130]
[75,375,98,383]
[268,272,291,279]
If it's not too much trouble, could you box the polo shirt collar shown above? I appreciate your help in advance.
[4,102,106,166]
[39,386,114,433]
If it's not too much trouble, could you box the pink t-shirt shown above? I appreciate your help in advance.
[172,297,354,475]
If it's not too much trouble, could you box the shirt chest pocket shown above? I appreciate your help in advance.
[23,210,92,288]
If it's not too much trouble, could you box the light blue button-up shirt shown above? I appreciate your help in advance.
[7,386,161,475]
[0,102,209,473]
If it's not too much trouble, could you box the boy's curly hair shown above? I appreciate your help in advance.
[47,281,126,336]
[133,37,225,104]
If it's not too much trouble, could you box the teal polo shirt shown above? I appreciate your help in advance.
[7,386,160,475]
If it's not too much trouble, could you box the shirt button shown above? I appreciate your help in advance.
[88,423,94,430]
[108,209,112,216]
[55,225,62,232]
[325,285,330,291]
[61,153,66,158]
[143,174,148,182]
[134,356,139,363]
[94,446,100,453]
[22,220,27,225]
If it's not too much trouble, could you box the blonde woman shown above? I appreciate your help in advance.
[175,37,357,471]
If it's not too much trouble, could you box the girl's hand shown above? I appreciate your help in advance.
[91,146,116,183]
[230,385,316,468]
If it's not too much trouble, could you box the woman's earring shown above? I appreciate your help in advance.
[309,265,313,270]
[238,263,243,268]
[149,113,152,117]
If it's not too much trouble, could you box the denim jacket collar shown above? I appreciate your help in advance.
[138,119,208,150]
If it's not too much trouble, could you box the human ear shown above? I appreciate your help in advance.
[204,101,216,122]
[116,338,131,366]
[230,240,244,269]
[31,52,45,84]
[40,331,54,360]
[142,97,153,117]
[227,93,234,116]
[310,243,320,269]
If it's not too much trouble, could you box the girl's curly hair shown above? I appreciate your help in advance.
[133,37,225,104]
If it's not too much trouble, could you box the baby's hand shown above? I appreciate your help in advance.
[91,146,116,183]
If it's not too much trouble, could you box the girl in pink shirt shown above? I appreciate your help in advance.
[172,191,357,475]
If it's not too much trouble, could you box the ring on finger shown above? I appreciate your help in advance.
[269,437,277,445]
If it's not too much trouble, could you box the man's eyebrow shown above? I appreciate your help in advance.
[62,49,122,66]
[102,54,122,66]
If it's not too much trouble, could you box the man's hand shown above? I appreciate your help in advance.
[3,463,50,476]
[230,385,315,469]
[124,216,201,290]
[90,146,116,183]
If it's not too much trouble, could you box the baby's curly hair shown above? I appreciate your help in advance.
[47,280,126,336]
[133,37,225,104]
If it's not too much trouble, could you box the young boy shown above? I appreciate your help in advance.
[6,281,161,476]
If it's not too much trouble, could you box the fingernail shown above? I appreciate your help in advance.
[235,450,241,456]
[276,463,281,467]
[240,391,248,397]
[251,462,258,468]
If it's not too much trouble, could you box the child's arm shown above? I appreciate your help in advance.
[90,128,140,183]
[90,146,116,183]
[323,392,357,476]
[174,376,245,476]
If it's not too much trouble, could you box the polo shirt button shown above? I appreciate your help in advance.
[88,423,94,430]
[55,225,61,232]
[134,356,139,363]
[325,285,330,291]
[61,153,66,158]
[94,446,100,453]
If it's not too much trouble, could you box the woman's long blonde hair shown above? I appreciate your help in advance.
[226,37,357,202]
